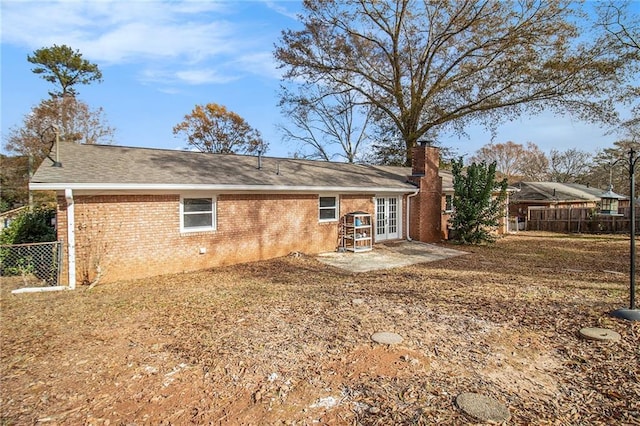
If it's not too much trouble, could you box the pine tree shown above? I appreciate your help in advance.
[28,44,102,98]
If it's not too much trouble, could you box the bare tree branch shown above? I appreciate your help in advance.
[276,0,634,165]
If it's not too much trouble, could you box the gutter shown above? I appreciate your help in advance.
[29,183,414,194]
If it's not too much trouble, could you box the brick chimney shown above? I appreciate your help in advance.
[408,141,442,242]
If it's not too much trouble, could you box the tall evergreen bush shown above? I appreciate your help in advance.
[450,158,508,244]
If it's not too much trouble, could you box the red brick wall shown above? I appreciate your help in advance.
[340,194,374,218]
[412,150,426,176]
[409,145,442,242]
[56,192,374,284]
[414,176,442,242]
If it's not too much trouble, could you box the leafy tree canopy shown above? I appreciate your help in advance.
[548,148,593,184]
[28,44,103,98]
[276,0,636,166]
[173,103,267,155]
[450,158,508,244]
[470,141,549,183]
[3,97,114,209]
[1,155,30,212]
[586,140,640,195]
[4,97,115,165]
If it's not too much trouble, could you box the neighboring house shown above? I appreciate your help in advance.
[509,181,631,219]
[32,141,465,285]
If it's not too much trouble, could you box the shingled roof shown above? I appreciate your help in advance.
[30,142,419,193]
[510,181,610,203]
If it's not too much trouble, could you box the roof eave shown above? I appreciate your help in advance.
[29,182,415,194]
[512,198,600,203]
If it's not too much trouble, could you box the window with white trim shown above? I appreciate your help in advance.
[181,196,216,232]
[319,196,338,222]
[444,194,453,212]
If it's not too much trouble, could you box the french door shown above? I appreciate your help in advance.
[375,196,400,241]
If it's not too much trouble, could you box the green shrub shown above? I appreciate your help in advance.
[0,207,57,283]
[0,207,56,245]
[449,158,508,244]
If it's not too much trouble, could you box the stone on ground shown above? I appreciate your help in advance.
[579,327,621,342]
[371,332,403,345]
[456,392,511,423]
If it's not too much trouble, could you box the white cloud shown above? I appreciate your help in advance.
[175,69,240,85]
[0,0,281,85]
[2,1,237,63]
[138,65,239,86]
[233,52,283,80]
[89,20,238,65]
[263,1,300,20]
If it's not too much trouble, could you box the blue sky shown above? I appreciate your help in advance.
[0,0,634,160]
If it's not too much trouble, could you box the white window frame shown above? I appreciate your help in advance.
[318,195,339,222]
[444,194,454,213]
[180,195,217,233]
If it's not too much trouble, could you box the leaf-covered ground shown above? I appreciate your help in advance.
[1,232,639,425]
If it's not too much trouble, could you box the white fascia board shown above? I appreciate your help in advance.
[29,182,414,194]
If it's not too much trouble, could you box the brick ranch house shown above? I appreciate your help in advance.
[509,181,630,219]
[30,141,494,286]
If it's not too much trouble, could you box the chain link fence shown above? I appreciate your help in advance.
[0,241,62,287]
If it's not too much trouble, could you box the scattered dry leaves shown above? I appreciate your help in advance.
[1,232,638,425]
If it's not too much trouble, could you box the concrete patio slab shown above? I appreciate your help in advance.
[317,241,467,272]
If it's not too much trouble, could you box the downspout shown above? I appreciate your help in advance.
[405,189,420,241]
[65,188,76,290]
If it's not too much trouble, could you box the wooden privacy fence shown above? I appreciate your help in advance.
[527,206,640,234]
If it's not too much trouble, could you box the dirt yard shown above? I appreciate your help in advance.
[1,233,639,425]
